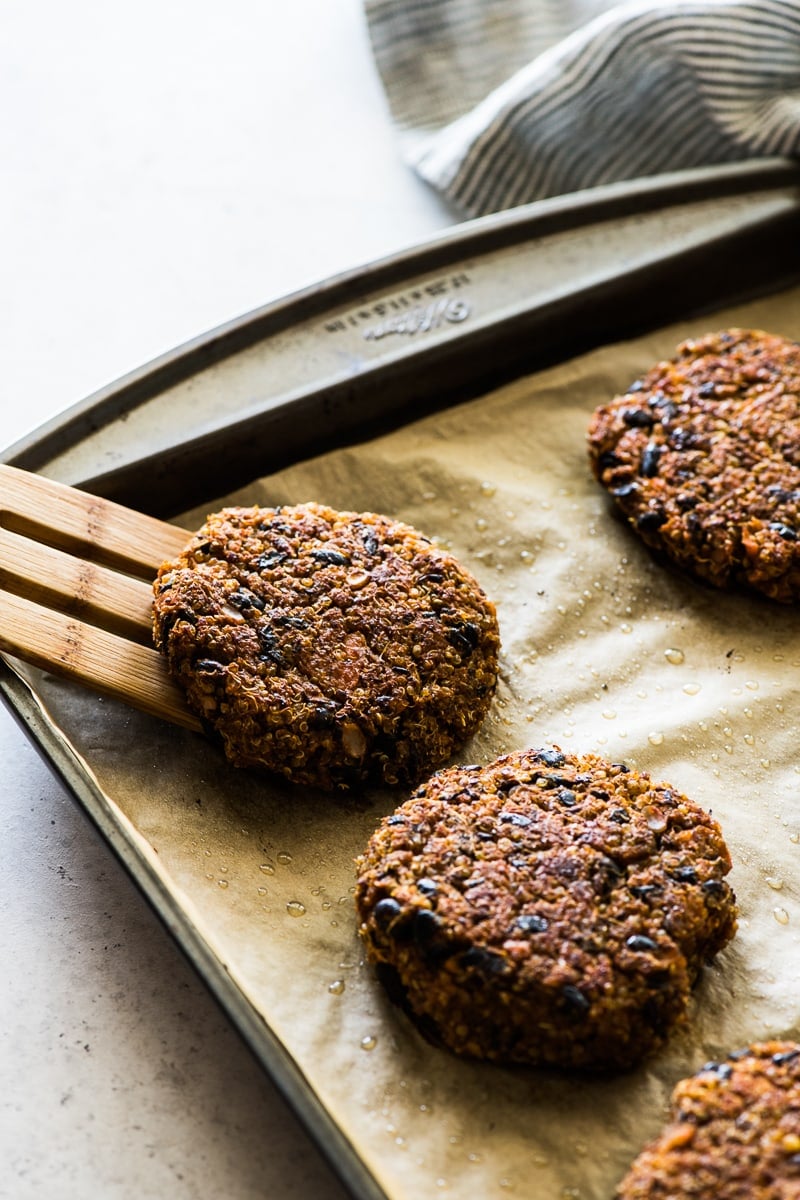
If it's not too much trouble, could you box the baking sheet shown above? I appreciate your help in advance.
[17,284,800,1198]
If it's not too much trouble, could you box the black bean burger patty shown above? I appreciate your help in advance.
[616,1043,800,1198]
[588,328,800,602]
[355,748,736,1071]
[152,503,500,789]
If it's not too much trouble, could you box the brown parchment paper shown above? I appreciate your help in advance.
[29,285,800,1200]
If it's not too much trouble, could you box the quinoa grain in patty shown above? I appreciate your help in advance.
[588,328,800,602]
[152,503,500,789]
[355,748,736,1071]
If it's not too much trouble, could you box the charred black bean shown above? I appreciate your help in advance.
[640,443,663,477]
[769,521,798,541]
[515,913,549,933]
[308,703,338,729]
[258,627,285,667]
[446,621,480,656]
[413,908,442,944]
[536,750,566,767]
[229,588,265,611]
[626,934,658,952]
[772,1048,800,1065]
[373,897,403,930]
[501,812,532,828]
[701,1061,733,1080]
[495,778,521,796]
[195,658,226,674]
[158,609,195,642]
[561,984,591,1019]
[598,855,624,878]
[612,482,640,501]
[622,408,654,429]
[459,947,507,974]
[637,508,668,532]
[257,551,287,570]
[311,548,349,566]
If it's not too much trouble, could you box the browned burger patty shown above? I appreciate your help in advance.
[355,748,736,1071]
[616,1043,800,1198]
[152,503,500,789]
[587,328,800,602]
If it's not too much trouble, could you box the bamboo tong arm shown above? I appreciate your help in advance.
[0,461,191,572]
[0,464,201,731]
[0,591,202,730]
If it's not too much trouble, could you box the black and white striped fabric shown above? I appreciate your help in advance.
[364,0,800,216]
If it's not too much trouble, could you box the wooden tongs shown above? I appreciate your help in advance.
[0,464,201,730]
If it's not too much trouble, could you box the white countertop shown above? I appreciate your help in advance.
[0,3,453,1196]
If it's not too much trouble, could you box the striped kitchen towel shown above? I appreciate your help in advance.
[364,0,800,216]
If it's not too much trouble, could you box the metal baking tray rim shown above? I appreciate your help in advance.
[4,159,800,1200]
